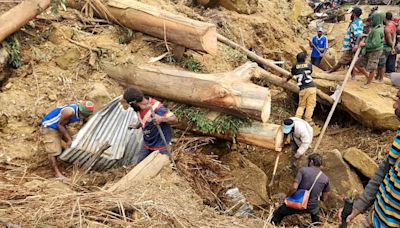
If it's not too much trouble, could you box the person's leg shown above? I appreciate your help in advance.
[42,128,65,179]
[315,57,322,67]
[386,53,397,73]
[295,89,307,119]
[290,139,299,168]
[307,205,322,225]
[271,204,302,225]
[376,50,388,81]
[311,57,317,66]
[304,87,317,124]
[363,50,382,88]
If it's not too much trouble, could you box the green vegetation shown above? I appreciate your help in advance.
[50,0,67,14]
[117,27,134,44]
[2,34,23,68]
[164,55,203,72]
[173,104,251,136]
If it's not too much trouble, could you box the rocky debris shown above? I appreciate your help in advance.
[48,26,73,45]
[321,149,364,209]
[319,48,337,71]
[0,113,8,130]
[221,151,267,206]
[198,0,258,14]
[55,47,81,70]
[87,83,112,110]
[342,147,378,179]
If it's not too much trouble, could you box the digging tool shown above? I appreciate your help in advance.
[148,105,177,168]
[268,151,281,196]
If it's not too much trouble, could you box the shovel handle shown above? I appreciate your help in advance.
[268,153,281,187]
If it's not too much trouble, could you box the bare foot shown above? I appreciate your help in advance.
[361,83,369,89]
[351,75,356,80]
[55,173,67,180]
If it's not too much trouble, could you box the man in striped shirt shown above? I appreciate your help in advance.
[339,89,400,227]
[328,7,363,76]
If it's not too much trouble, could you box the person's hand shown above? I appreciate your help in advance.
[338,207,360,225]
[153,114,164,125]
[275,147,282,152]
[392,48,396,55]
[128,122,140,129]
[359,42,366,47]
[66,140,72,148]
[281,78,288,84]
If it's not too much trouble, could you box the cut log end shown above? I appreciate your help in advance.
[201,26,217,55]
[260,94,271,123]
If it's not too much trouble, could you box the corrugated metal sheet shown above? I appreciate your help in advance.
[59,97,143,171]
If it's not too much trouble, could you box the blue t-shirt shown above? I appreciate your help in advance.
[41,104,81,129]
[311,35,328,58]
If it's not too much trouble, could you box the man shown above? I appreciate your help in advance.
[283,52,317,125]
[376,12,396,82]
[271,153,330,226]
[41,101,95,178]
[278,117,313,167]
[338,89,400,227]
[355,12,385,89]
[123,87,177,163]
[309,27,328,67]
[328,7,363,75]
[384,12,397,73]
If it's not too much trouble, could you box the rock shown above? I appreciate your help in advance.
[55,48,81,70]
[314,74,400,130]
[321,149,364,209]
[0,113,8,129]
[48,94,57,102]
[218,0,258,14]
[4,82,12,90]
[48,26,73,45]
[87,83,112,110]
[221,151,267,206]
[343,147,378,179]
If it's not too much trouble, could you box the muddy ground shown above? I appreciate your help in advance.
[0,0,398,227]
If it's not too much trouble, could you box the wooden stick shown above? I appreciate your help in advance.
[65,37,101,53]
[217,34,291,77]
[313,47,362,152]
[308,38,333,68]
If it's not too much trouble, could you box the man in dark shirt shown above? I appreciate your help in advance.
[271,153,330,226]
[123,87,178,163]
[283,52,317,126]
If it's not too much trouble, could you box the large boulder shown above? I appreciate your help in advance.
[343,147,378,179]
[321,149,364,209]
[314,76,400,130]
[221,151,267,206]
[86,83,112,110]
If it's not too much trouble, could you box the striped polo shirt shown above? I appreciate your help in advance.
[372,129,400,227]
[342,19,363,51]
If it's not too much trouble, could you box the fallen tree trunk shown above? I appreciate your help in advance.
[177,121,283,150]
[107,151,170,192]
[0,0,50,43]
[67,0,217,54]
[258,68,335,105]
[105,61,271,123]
[314,72,392,86]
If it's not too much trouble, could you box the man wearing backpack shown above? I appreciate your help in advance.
[271,153,330,226]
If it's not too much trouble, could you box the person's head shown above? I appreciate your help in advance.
[352,7,362,19]
[296,52,307,64]
[317,27,323,37]
[308,153,323,167]
[123,87,147,111]
[385,12,393,24]
[282,118,294,135]
[371,12,385,27]
[393,89,400,119]
[78,101,95,119]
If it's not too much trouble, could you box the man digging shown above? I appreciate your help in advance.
[41,101,95,179]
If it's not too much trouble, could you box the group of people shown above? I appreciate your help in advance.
[311,7,399,88]
[40,87,177,179]
[270,6,400,227]
[38,5,400,228]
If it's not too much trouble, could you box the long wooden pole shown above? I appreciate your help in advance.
[313,47,362,152]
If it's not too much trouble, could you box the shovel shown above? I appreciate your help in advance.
[268,151,281,197]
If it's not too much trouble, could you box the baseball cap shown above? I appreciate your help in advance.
[282,118,295,134]
[317,27,324,32]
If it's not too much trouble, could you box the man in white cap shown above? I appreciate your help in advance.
[309,27,328,67]
[277,117,314,168]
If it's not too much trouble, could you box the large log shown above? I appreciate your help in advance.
[107,151,170,192]
[0,0,50,43]
[67,0,217,54]
[178,122,283,150]
[105,61,271,123]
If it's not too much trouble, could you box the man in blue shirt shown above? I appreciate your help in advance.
[309,28,328,67]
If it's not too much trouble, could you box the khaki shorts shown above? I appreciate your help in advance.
[356,50,383,72]
[41,127,62,157]
[339,50,354,65]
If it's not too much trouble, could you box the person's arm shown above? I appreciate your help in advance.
[321,181,330,201]
[353,23,364,51]
[364,30,383,50]
[288,169,303,196]
[384,27,394,48]
[153,106,178,125]
[57,108,74,147]
[309,37,314,48]
[295,126,312,158]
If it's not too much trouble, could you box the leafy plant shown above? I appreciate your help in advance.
[173,104,251,136]
[181,56,203,72]
[2,34,23,68]
[50,0,67,15]
[117,27,134,44]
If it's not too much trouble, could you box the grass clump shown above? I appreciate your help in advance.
[2,34,23,68]
[173,104,250,136]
